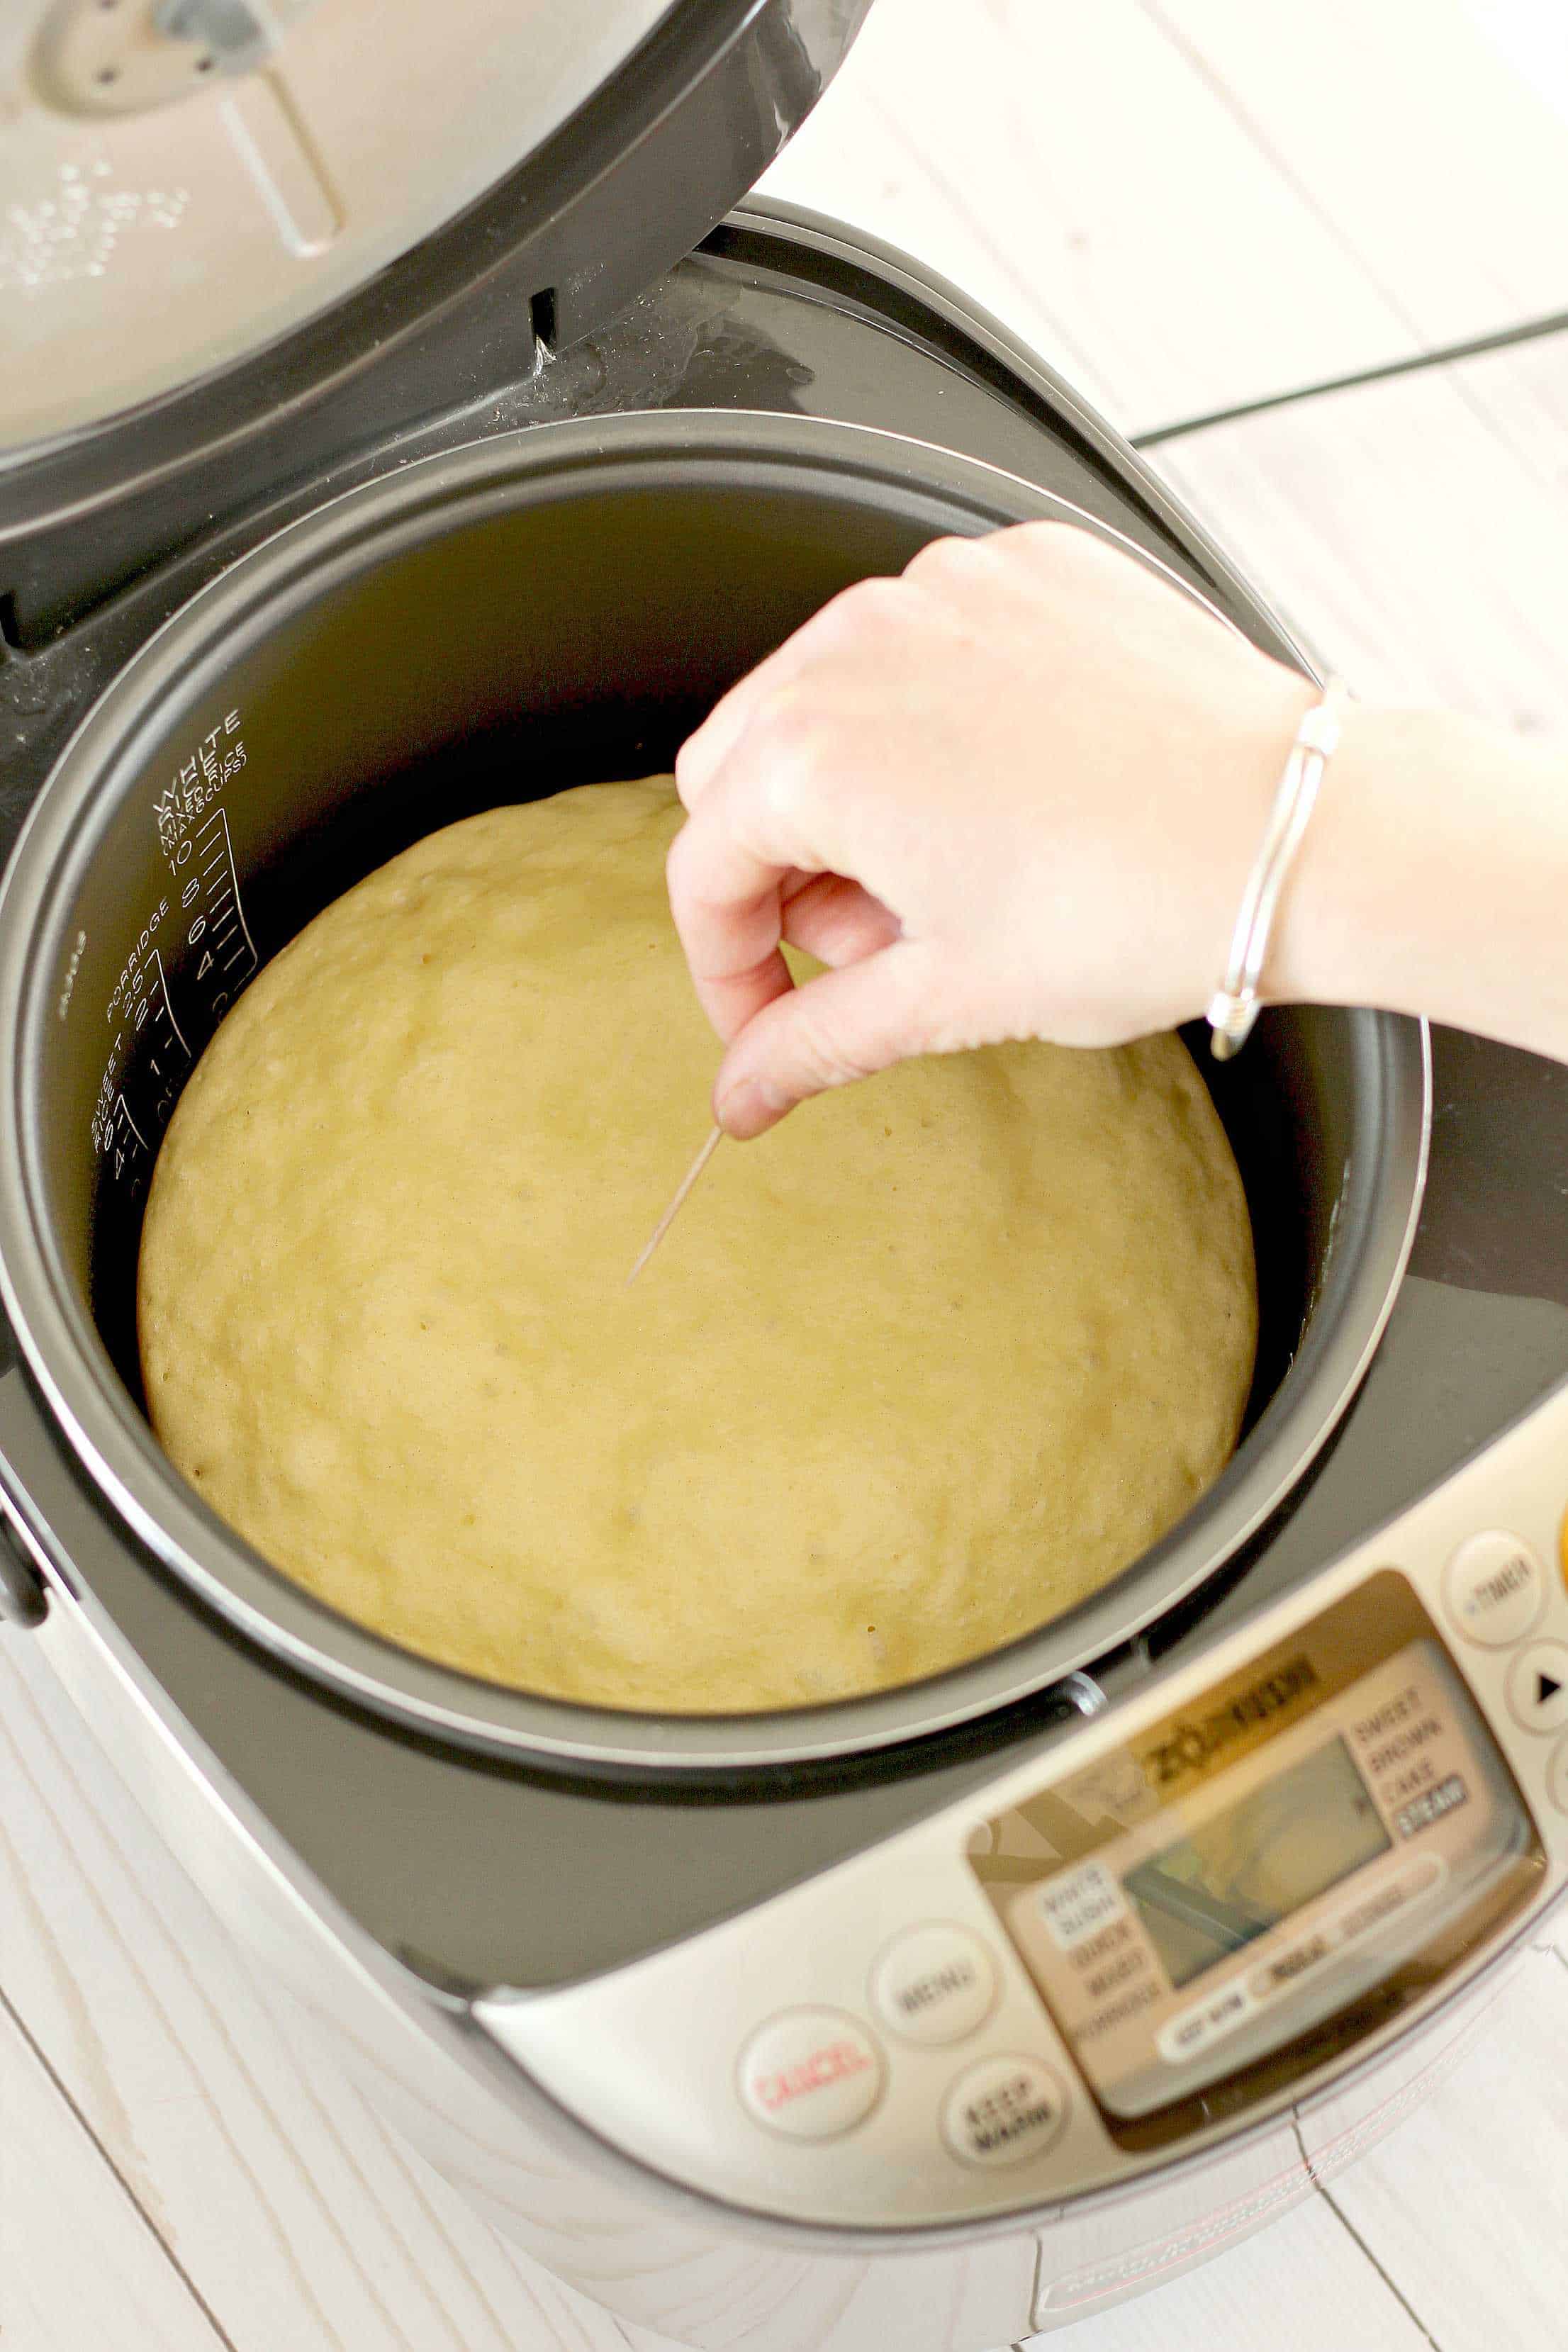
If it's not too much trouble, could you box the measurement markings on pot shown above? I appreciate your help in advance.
[153,710,257,1019]
[89,713,257,1197]
[179,807,258,1005]
[91,946,188,1192]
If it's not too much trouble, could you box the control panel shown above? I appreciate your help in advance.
[974,1579,1535,2143]
[475,1382,1568,2230]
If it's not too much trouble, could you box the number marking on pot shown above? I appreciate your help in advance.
[89,716,259,1197]
[184,808,258,1011]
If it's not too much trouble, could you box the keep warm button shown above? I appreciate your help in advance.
[737,2009,885,2140]
[941,2054,1069,2169]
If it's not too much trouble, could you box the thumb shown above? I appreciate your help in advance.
[713,941,942,1139]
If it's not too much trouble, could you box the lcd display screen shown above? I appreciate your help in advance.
[970,1579,1545,2151]
[1122,1736,1391,1990]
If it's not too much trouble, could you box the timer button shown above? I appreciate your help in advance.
[1444,1530,1546,1647]
[1505,1641,1568,1735]
[737,2009,884,2140]
[870,1925,997,2046]
[941,2054,1068,2169]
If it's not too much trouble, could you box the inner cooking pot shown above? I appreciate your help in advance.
[0,412,1429,1772]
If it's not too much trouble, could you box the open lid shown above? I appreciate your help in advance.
[1,0,868,460]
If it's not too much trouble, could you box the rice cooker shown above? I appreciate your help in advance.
[3,6,1567,2343]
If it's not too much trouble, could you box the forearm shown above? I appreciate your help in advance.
[1282,702,1568,1063]
[666,524,1568,1134]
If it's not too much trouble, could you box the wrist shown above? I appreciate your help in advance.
[1270,699,1427,1012]
[1275,699,1568,1059]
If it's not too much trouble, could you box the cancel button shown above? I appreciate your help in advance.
[738,2009,885,2140]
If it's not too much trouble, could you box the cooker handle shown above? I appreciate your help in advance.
[0,1501,49,1627]
[0,1373,50,1627]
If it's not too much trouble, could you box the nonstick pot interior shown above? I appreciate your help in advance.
[0,414,1428,1772]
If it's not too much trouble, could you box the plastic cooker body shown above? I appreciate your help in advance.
[17,193,1551,2352]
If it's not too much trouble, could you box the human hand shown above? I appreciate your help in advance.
[667,520,1320,1138]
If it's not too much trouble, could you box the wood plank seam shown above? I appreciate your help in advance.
[842,75,1116,401]
[1298,2147,1447,2352]
[1135,0,1429,341]
[1141,332,1568,729]
[0,1630,664,2352]
[1133,308,1568,447]
[0,1659,427,2352]
[0,1976,238,2351]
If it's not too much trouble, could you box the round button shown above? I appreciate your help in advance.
[941,2053,1068,2169]
[1548,1735,1568,1815]
[737,2009,884,2141]
[1443,1530,1546,1647]
[1506,1641,1568,1735]
[870,1924,998,2047]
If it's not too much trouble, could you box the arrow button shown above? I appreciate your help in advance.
[1506,1642,1568,1735]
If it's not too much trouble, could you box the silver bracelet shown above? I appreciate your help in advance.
[1206,676,1349,1062]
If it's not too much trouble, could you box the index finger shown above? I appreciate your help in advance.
[676,576,878,808]
[677,657,802,812]
[665,770,820,1043]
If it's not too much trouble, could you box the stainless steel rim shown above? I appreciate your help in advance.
[0,408,1433,1771]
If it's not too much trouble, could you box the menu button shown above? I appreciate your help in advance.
[870,1925,998,2046]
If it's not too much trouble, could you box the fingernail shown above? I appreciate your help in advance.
[716,1078,783,1139]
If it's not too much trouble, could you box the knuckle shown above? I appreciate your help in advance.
[902,535,956,585]
[672,735,707,807]
[846,573,909,622]
[905,531,992,584]
[807,573,907,642]
[663,821,703,921]
[788,995,869,1094]
[1018,516,1112,575]
[749,695,832,824]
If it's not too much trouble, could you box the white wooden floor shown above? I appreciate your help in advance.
[9,3,1568,2346]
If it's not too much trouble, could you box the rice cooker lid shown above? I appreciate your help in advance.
[1,0,863,459]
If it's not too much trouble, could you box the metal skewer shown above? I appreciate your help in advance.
[625,1124,723,1287]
